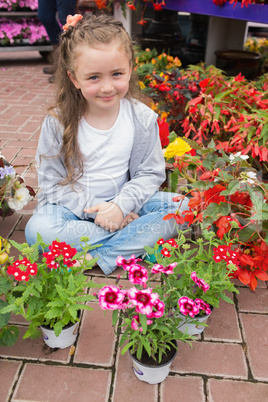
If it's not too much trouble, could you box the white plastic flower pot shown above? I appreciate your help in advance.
[176,311,212,335]
[40,321,79,349]
[129,342,177,384]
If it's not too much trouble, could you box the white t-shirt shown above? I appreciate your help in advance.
[78,98,134,202]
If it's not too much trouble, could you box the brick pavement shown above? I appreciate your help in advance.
[0,51,268,402]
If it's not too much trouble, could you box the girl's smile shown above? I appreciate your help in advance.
[68,42,132,127]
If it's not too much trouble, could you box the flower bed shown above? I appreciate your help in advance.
[0,17,49,45]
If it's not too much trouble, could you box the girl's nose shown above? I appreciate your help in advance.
[100,79,114,93]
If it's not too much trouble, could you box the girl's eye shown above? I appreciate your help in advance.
[89,75,98,81]
[113,72,122,77]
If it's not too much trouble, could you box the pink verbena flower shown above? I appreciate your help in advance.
[195,298,211,315]
[128,264,148,285]
[131,315,153,332]
[115,254,141,271]
[190,271,209,292]
[151,262,177,274]
[178,296,200,317]
[98,286,124,310]
[147,299,165,319]
[128,288,159,315]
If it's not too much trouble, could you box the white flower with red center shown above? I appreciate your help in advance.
[195,298,211,315]
[161,247,171,257]
[128,264,148,285]
[151,262,177,274]
[178,296,200,317]
[131,315,153,332]
[190,271,209,292]
[128,288,159,315]
[115,254,142,271]
[98,285,125,310]
[147,298,165,319]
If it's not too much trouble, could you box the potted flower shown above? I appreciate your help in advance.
[0,235,104,349]
[97,255,194,384]
[144,229,239,335]
[0,153,35,219]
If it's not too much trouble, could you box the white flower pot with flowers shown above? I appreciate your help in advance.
[98,255,194,384]
[0,235,104,348]
[144,229,239,336]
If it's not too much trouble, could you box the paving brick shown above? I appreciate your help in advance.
[0,360,22,402]
[12,363,111,402]
[204,299,242,342]
[74,303,116,366]
[0,325,71,363]
[161,375,205,402]
[240,313,268,381]
[112,348,158,402]
[172,341,248,379]
[0,146,18,162]
[237,287,268,313]
[1,213,21,238]
[208,378,268,402]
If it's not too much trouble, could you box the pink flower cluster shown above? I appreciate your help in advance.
[0,18,49,45]
[43,240,77,269]
[178,296,211,317]
[98,255,168,332]
[178,272,211,317]
[98,285,164,332]
[7,257,38,282]
[0,0,38,11]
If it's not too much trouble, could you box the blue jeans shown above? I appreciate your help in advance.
[25,191,189,275]
[38,0,77,45]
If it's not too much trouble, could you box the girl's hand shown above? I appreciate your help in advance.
[119,212,139,229]
[84,202,123,232]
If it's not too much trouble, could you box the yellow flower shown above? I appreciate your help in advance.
[139,81,146,90]
[163,138,191,159]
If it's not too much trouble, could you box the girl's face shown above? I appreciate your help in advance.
[68,41,132,117]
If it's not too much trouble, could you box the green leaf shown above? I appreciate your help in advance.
[112,310,119,327]
[139,313,147,334]
[0,300,10,328]
[0,326,19,346]
[0,277,12,295]
[214,89,233,102]
[170,170,179,193]
[221,180,241,196]
[53,321,63,337]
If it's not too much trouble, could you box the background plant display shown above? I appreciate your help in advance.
[0,0,38,11]
[0,17,49,45]
[0,235,103,340]
[164,139,268,290]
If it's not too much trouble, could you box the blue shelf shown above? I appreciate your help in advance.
[165,0,268,23]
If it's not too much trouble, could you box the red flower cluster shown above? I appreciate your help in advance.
[7,258,38,282]
[43,240,77,269]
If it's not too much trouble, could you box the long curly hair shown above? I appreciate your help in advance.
[49,14,144,185]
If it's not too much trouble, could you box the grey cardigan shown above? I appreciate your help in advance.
[35,99,166,219]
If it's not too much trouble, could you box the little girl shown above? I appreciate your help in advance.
[25,14,189,275]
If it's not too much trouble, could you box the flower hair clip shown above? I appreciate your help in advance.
[63,14,83,31]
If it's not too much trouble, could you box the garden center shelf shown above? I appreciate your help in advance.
[162,0,268,65]
[0,10,52,54]
[165,0,268,24]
